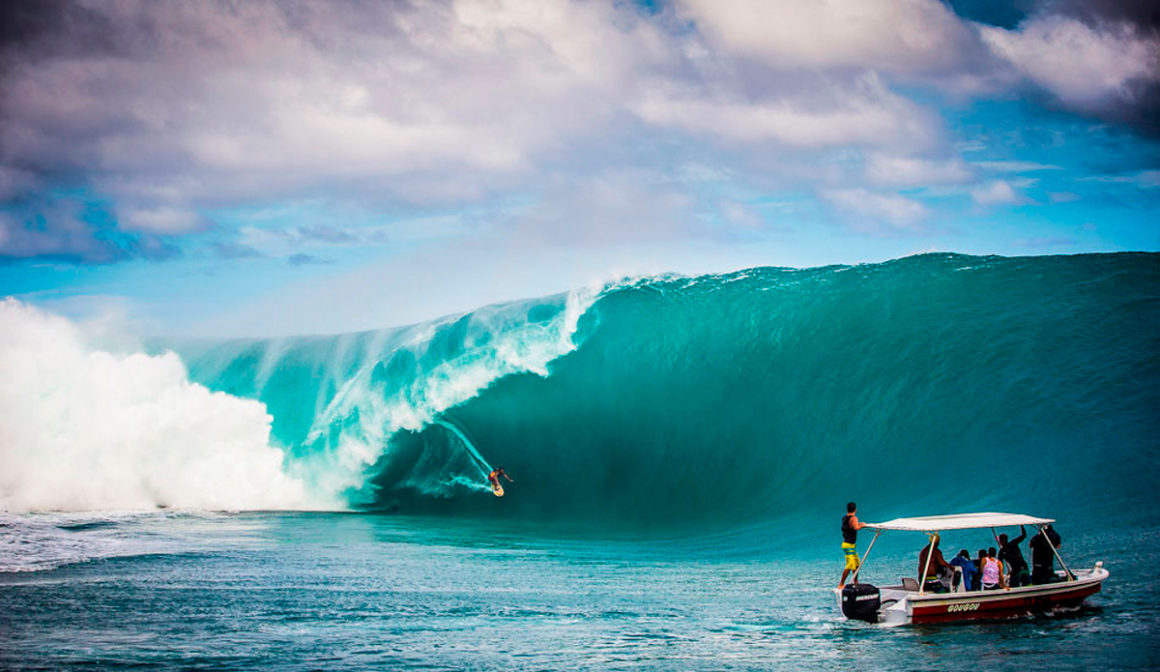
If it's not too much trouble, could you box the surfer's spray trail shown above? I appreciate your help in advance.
[3,254,1156,530]
[433,419,494,484]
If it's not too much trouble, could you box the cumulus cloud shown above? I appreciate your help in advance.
[1051,0,1160,33]
[632,72,941,151]
[3,2,573,193]
[677,0,987,78]
[821,188,930,234]
[980,13,1160,127]
[865,153,974,187]
[116,206,210,235]
[971,180,1022,205]
[0,0,1156,266]
[0,0,679,261]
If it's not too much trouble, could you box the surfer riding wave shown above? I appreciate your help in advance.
[488,467,514,497]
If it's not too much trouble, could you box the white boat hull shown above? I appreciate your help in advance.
[837,566,1108,626]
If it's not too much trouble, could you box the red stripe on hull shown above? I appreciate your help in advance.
[910,583,1101,624]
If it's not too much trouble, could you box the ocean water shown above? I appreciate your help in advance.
[2,253,1158,669]
[1,512,1157,671]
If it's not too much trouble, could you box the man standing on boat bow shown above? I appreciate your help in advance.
[839,502,867,588]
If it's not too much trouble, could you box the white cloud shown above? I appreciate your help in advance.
[865,154,973,187]
[981,15,1160,111]
[822,188,930,233]
[971,180,1021,205]
[1076,170,1160,187]
[117,206,209,235]
[973,160,1062,173]
[632,73,939,151]
[0,0,955,221]
[0,1,670,212]
[2,0,1153,268]
[676,0,982,77]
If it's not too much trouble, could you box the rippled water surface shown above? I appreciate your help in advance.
[2,512,1155,671]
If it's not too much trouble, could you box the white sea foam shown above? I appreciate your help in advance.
[0,298,322,513]
[0,511,163,572]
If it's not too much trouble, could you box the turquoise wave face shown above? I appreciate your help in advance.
[176,253,1160,533]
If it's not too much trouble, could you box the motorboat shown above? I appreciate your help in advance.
[835,512,1108,625]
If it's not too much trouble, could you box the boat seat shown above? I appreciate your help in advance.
[901,577,919,591]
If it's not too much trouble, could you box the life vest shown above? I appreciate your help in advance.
[841,514,857,545]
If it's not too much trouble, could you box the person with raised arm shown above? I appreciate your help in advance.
[998,526,1030,587]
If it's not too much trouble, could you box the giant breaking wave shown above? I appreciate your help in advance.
[0,299,318,512]
[4,254,1157,530]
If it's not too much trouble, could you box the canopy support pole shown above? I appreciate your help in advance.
[1037,524,1076,582]
[918,531,938,595]
[850,529,882,585]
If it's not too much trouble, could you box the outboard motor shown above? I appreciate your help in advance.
[841,583,881,623]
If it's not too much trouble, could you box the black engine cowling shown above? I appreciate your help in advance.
[841,583,881,623]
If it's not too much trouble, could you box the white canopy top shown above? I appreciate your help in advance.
[865,512,1054,532]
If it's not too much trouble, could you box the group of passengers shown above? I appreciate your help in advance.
[916,524,1064,593]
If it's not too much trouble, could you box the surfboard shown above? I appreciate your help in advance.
[492,485,504,498]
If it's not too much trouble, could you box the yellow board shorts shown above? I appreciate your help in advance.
[842,542,859,571]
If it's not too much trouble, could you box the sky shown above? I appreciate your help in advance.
[0,0,1157,337]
